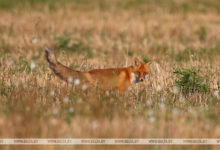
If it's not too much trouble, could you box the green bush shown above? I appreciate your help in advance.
[142,56,150,63]
[127,50,134,57]
[173,67,210,95]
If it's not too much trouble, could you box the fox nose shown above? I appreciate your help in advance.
[140,79,144,82]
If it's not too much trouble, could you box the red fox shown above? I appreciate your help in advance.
[45,46,152,92]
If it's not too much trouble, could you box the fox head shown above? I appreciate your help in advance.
[131,58,152,84]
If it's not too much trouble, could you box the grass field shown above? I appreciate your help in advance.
[0,0,220,149]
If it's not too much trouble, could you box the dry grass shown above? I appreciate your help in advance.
[0,0,220,150]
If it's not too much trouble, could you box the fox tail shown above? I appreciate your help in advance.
[45,45,79,82]
[45,46,58,69]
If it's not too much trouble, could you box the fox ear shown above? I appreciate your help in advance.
[134,57,141,67]
[145,60,152,65]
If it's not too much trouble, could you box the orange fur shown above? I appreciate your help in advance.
[45,46,151,92]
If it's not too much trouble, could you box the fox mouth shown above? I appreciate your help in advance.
[136,78,144,83]
[138,78,144,82]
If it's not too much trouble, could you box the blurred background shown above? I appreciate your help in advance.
[0,0,220,150]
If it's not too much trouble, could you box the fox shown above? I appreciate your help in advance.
[45,46,152,92]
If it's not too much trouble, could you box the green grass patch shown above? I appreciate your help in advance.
[171,46,220,62]
[171,48,194,62]
[54,34,93,58]
[173,67,210,95]
[196,26,207,41]
[1,0,220,14]
[142,56,150,63]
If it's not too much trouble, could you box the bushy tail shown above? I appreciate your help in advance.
[45,46,80,82]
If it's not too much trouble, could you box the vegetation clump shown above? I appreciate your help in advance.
[173,67,210,95]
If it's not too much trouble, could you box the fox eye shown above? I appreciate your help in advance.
[143,72,146,75]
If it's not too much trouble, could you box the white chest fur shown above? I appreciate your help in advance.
[130,73,137,85]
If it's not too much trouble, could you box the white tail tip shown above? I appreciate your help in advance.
[45,45,53,54]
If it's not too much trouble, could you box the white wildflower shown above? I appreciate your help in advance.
[159,102,165,109]
[68,107,74,113]
[213,90,219,99]
[172,108,180,115]
[148,110,154,116]
[149,116,155,123]
[188,107,196,116]
[128,87,132,91]
[67,76,73,83]
[74,78,80,86]
[156,85,162,92]
[30,60,36,69]
[91,121,99,129]
[7,60,13,67]
[189,92,192,97]
[82,84,88,90]
[32,37,38,44]
[52,107,59,115]
[26,106,30,112]
[34,51,40,57]
[63,96,69,103]
[146,99,152,106]
[160,97,165,102]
